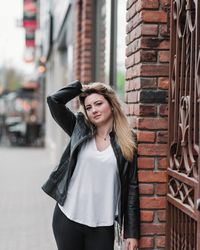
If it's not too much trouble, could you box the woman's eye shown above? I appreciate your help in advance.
[85,107,91,111]
[96,102,102,106]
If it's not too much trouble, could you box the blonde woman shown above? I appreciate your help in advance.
[42,80,140,250]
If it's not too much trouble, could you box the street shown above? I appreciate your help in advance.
[0,147,57,250]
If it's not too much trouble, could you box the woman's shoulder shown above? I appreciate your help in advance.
[75,111,92,131]
[76,111,84,117]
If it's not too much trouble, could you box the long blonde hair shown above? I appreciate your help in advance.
[79,82,136,161]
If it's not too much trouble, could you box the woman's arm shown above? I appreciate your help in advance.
[47,80,82,136]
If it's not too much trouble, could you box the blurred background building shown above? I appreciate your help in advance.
[0,0,44,147]
[21,0,128,163]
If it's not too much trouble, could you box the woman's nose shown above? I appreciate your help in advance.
[92,106,97,113]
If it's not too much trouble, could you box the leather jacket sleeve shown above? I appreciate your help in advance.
[47,80,82,136]
[124,153,140,239]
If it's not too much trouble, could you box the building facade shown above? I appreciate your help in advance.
[33,0,200,249]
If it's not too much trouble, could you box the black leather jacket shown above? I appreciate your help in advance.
[42,80,140,239]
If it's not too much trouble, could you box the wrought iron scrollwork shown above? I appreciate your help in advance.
[169,0,199,180]
[169,177,194,208]
[168,1,199,248]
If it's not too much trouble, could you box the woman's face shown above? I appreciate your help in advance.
[84,93,113,127]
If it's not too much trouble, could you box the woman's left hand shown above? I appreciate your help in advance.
[124,238,139,250]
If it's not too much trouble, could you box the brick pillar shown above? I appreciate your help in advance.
[73,0,93,109]
[74,0,93,84]
[80,0,93,83]
[125,0,170,248]
[74,0,82,81]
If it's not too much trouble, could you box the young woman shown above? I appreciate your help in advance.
[42,80,140,250]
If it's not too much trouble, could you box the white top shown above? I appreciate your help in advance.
[59,137,120,227]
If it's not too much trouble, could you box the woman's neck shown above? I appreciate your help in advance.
[96,123,113,137]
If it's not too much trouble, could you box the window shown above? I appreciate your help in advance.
[93,0,126,98]
[115,0,126,98]
[93,0,111,84]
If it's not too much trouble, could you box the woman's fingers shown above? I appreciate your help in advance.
[82,84,90,91]
[125,238,139,250]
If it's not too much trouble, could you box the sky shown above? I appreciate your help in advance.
[0,0,34,74]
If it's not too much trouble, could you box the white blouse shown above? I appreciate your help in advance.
[59,137,121,227]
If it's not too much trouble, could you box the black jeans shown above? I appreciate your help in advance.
[52,204,115,250]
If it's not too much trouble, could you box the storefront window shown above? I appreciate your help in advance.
[94,0,111,84]
[94,0,126,98]
[115,0,126,98]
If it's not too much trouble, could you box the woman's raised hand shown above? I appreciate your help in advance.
[82,84,90,91]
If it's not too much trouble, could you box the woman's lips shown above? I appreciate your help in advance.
[93,115,101,119]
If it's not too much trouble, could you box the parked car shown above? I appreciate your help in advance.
[5,116,27,146]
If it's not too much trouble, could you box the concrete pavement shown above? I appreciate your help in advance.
[0,147,57,250]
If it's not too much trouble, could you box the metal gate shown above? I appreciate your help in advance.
[168,0,200,249]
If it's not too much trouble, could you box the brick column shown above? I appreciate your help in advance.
[74,0,82,81]
[74,0,93,84]
[73,0,93,109]
[125,0,170,248]
[80,0,93,83]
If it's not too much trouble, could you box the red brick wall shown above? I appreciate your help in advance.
[125,0,170,248]
[74,0,82,81]
[74,0,93,84]
[73,0,93,109]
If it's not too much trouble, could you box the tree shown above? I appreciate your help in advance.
[0,66,24,91]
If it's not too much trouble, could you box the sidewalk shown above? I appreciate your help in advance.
[0,147,57,250]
